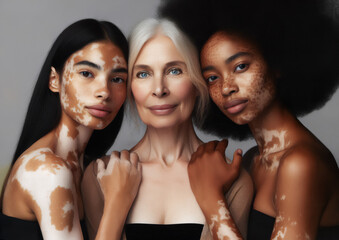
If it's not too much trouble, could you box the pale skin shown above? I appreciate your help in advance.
[193,31,339,239]
[127,34,206,225]
[2,40,140,239]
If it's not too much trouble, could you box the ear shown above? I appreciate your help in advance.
[49,67,60,93]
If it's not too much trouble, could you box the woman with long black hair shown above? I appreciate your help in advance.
[0,19,141,240]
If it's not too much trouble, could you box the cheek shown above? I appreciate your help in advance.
[131,81,149,106]
[208,83,222,105]
[174,79,196,102]
[111,85,127,108]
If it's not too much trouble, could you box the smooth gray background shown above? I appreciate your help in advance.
[0,0,338,176]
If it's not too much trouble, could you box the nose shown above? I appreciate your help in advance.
[95,80,110,100]
[221,76,239,97]
[152,76,169,97]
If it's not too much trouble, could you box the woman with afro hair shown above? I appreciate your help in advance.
[159,0,339,239]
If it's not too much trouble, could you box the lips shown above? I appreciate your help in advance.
[222,99,248,114]
[148,104,177,115]
[86,105,112,118]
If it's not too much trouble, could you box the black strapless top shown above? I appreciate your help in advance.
[248,208,339,240]
[125,223,204,240]
[0,211,89,240]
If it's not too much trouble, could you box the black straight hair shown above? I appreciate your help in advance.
[12,19,129,167]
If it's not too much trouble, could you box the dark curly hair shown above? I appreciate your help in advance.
[159,0,339,140]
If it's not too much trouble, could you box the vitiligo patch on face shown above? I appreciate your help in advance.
[209,200,241,240]
[112,55,126,69]
[13,148,76,235]
[50,186,74,231]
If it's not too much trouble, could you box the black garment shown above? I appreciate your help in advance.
[125,223,203,240]
[247,208,339,240]
[0,211,89,240]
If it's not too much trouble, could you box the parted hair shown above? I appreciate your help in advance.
[127,18,209,125]
[12,19,129,166]
[159,0,339,139]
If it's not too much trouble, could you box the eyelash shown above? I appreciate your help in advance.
[168,67,182,75]
[234,63,249,72]
[80,71,94,78]
[111,77,125,83]
[206,75,219,83]
[136,71,150,79]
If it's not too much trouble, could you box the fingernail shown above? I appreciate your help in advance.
[238,149,243,155]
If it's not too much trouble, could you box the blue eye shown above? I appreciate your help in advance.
[136,71,149,78]
[111,77,125,83]
[169,68,182,75]
[80,71,93,78]
[206,75,219,83]
[235,64,248,72]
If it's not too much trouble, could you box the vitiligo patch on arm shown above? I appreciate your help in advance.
[12,148,81,239]
[209,200,241,240]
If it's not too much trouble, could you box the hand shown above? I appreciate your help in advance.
[97,150,142,206]
[188,139,242,207]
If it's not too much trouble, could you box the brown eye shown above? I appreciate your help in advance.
[111,77,125,83]
[80,71,93,78]
[235,64,248,72]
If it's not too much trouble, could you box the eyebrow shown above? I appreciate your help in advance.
[75,61,101,70]
[75,61,127,73]
[202,52,251,73]
[112,68,128,74]
[225,52,251,64]
[133,61,186,71]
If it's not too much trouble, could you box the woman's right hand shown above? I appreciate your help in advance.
[96,150,142,206]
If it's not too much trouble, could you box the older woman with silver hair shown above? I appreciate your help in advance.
[81,18,253,240]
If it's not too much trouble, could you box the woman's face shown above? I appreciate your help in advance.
[58,41,127,129]
[131,35,196,128]
[200,32,275,125]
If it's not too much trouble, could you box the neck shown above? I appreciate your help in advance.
[134,120,201,166]
[248,101,296,169]
[53,113,93,168]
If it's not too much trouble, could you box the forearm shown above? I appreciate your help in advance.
[202,194,243,240]
[95,197,132,240]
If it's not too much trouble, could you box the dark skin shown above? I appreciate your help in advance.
[188,139,243,239]
[187,31,339,240]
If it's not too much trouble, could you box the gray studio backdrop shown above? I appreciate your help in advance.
[1,0,338,188]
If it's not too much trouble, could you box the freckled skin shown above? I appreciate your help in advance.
[201,32,275,125]
[199,30,339,239]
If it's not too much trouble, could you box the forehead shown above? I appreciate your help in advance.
[135,35,185,64]
[201,32,258,61]
[66,41,126,67]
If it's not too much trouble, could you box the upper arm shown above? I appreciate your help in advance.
[226,168,254,238]
[81,160,104,240]
[16,152,82,239]
[272,149,327,240]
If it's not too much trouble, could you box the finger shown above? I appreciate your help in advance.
[232,149,243,171]
[204,140,219,152]
[215,139,228,155]
[130,152,139,168]
[106,154,118,175]
[120,150,130,161]
[96,159,105,179]
[110,151,120,160]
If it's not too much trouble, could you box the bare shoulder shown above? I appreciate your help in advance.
[11,148,72,182]
[277,143,338,196]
